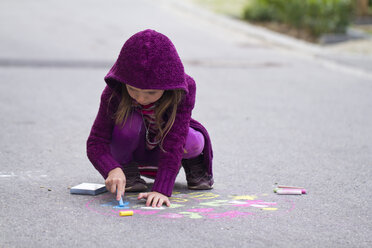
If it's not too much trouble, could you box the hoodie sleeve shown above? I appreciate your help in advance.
[152,76,196,196]
[86,86,122,179]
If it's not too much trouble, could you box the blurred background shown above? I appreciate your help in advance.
[188,0,372,43]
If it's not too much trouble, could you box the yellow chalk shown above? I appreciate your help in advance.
[262,208,278,211]
[119,211,133,217]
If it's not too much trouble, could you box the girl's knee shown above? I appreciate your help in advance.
[184,128,205,159]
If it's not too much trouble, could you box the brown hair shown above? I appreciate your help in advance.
[108,84,184,151]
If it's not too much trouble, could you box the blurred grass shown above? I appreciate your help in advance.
[243,0,353,38]
[188,0,370,42]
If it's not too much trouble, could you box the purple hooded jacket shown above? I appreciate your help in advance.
[86,29,213,196]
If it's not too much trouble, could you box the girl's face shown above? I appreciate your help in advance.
[126,84,164,106]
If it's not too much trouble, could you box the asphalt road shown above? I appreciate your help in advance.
[1,0,371,247]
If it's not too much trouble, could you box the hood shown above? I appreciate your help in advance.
[104,29,187,94]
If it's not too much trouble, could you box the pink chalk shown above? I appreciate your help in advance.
[275,188,306,195]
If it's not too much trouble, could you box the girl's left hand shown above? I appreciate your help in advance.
[138,192,171,207]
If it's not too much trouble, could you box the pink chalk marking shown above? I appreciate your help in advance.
[187,208,214,213]
[260,202,277,205]
[132,210,159,215]
[232,200,270,207]
[205,211,254,219]
[158,213,184,219]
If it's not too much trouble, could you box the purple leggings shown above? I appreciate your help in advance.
[110,110,204,167]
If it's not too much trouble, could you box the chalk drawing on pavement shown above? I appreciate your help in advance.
[85,191,295,220]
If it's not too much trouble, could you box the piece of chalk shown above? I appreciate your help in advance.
[278,185,305,189]
[119,197,124,207]
[275,188,304,195]
[119,211,133,217]
[274,188,307,194]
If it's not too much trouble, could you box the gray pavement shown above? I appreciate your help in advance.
[1,0,372,247]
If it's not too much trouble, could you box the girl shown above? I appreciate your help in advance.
[87,29,213,207]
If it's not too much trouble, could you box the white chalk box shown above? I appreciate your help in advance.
[70,183,107,195]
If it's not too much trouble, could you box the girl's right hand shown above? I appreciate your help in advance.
[105,167,126,201]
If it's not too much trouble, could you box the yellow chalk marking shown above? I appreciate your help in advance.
[232,195,257,200]
[119,211,133,216]
[262,208,278,211]
[188,192,219,200]
[169,197,188,203]
[169,204,185,209]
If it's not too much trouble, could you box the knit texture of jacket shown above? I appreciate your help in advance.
[86,29,213,196]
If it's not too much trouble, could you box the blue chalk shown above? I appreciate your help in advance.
[119,196,124,207]
[116,189,125,207]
